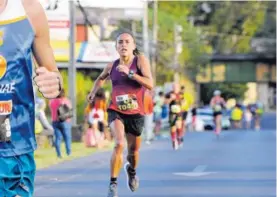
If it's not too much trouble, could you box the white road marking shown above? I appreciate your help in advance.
[173,165,217,177]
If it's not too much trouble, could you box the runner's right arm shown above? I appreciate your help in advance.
[87,63,112,102]
[164,92,175,105]
[209,97,214,108]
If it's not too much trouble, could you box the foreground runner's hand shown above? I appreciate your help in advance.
[34,67,62,99]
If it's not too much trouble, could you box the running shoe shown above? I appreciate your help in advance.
[124,162,139,192]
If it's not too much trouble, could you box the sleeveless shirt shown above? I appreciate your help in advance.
[0,0,36,157]
[108,57,145,115]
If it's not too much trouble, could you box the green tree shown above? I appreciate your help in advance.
[192,1,273,103]
[60,70,93,123]
[195,1,268,54]
[152,1,212,83]
[201,83,248,104]
[111,1,212,85]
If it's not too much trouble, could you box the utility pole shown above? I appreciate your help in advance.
[100,11,108,40]
[143,1,149,59]
[173,23,183,83]
[131,21,136,37]
[152,0,158,86]
[69,0,77,125]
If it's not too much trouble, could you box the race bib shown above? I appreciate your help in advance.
[214,104,222,112]
[116,94,138,111]
[0,100,12,142]
[171,104,181,113]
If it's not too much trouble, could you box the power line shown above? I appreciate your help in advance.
[76,0,113,58]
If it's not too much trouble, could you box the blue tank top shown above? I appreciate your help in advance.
[0,16,36,157]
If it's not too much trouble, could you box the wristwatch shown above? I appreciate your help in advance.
[128,70,135,79]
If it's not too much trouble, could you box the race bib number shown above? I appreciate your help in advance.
[0,100,12,142]
[171,104,181,113]
[0,100,12,115]
[116,94,138,111]
[214,104,222,112]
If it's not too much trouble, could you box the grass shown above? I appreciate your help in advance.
[34,142,113,169]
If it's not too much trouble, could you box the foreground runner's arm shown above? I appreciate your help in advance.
[87,63,113,102]
[26,0,63,99]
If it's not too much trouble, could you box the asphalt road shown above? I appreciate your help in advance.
[34,113,276,197]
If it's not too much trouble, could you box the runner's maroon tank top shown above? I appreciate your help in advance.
[108,57,145,115]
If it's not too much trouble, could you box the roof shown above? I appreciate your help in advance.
[208,53,276,63]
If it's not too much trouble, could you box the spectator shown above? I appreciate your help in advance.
[35,98,54,147]
[254,101,264,131]
[231,104,243,129]
[153,91,164,139]
[144,90,154,144]
[49,89,72,158]
[244,105,252,129]
[191,103,198,131]
[85,100,105,147]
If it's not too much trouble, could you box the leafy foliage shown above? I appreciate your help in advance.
[201,83,248,104]
[60,70,93,123]
[197,1,268,54]
[110,1,275,100]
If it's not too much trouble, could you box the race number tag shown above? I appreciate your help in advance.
[116,94,138,111]
[214,104,222,112]
[171,104,181,114]
[0,100,12,142]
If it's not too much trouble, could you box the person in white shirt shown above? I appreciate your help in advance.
[85,101,105,147]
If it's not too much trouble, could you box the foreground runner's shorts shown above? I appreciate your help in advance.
[108,109,145,137]
[0,152,36,197]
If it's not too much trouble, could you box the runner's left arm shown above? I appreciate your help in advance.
[133,55,153,90]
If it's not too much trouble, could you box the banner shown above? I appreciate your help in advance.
[80,42,119,62]
[50,41,81,62]
[39,0,70,41]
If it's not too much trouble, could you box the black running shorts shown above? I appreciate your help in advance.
[169,113,182,127]
[108,109,145,137]
[182,111,188,121]
[213,111,222,117]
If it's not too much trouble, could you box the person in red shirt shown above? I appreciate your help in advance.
[49,89,72,158]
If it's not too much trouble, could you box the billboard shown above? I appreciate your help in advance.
[79,42,119,62]
[50,40,82,62]
[39,0,70,41]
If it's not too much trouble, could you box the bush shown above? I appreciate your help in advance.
[60,70,93,123]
